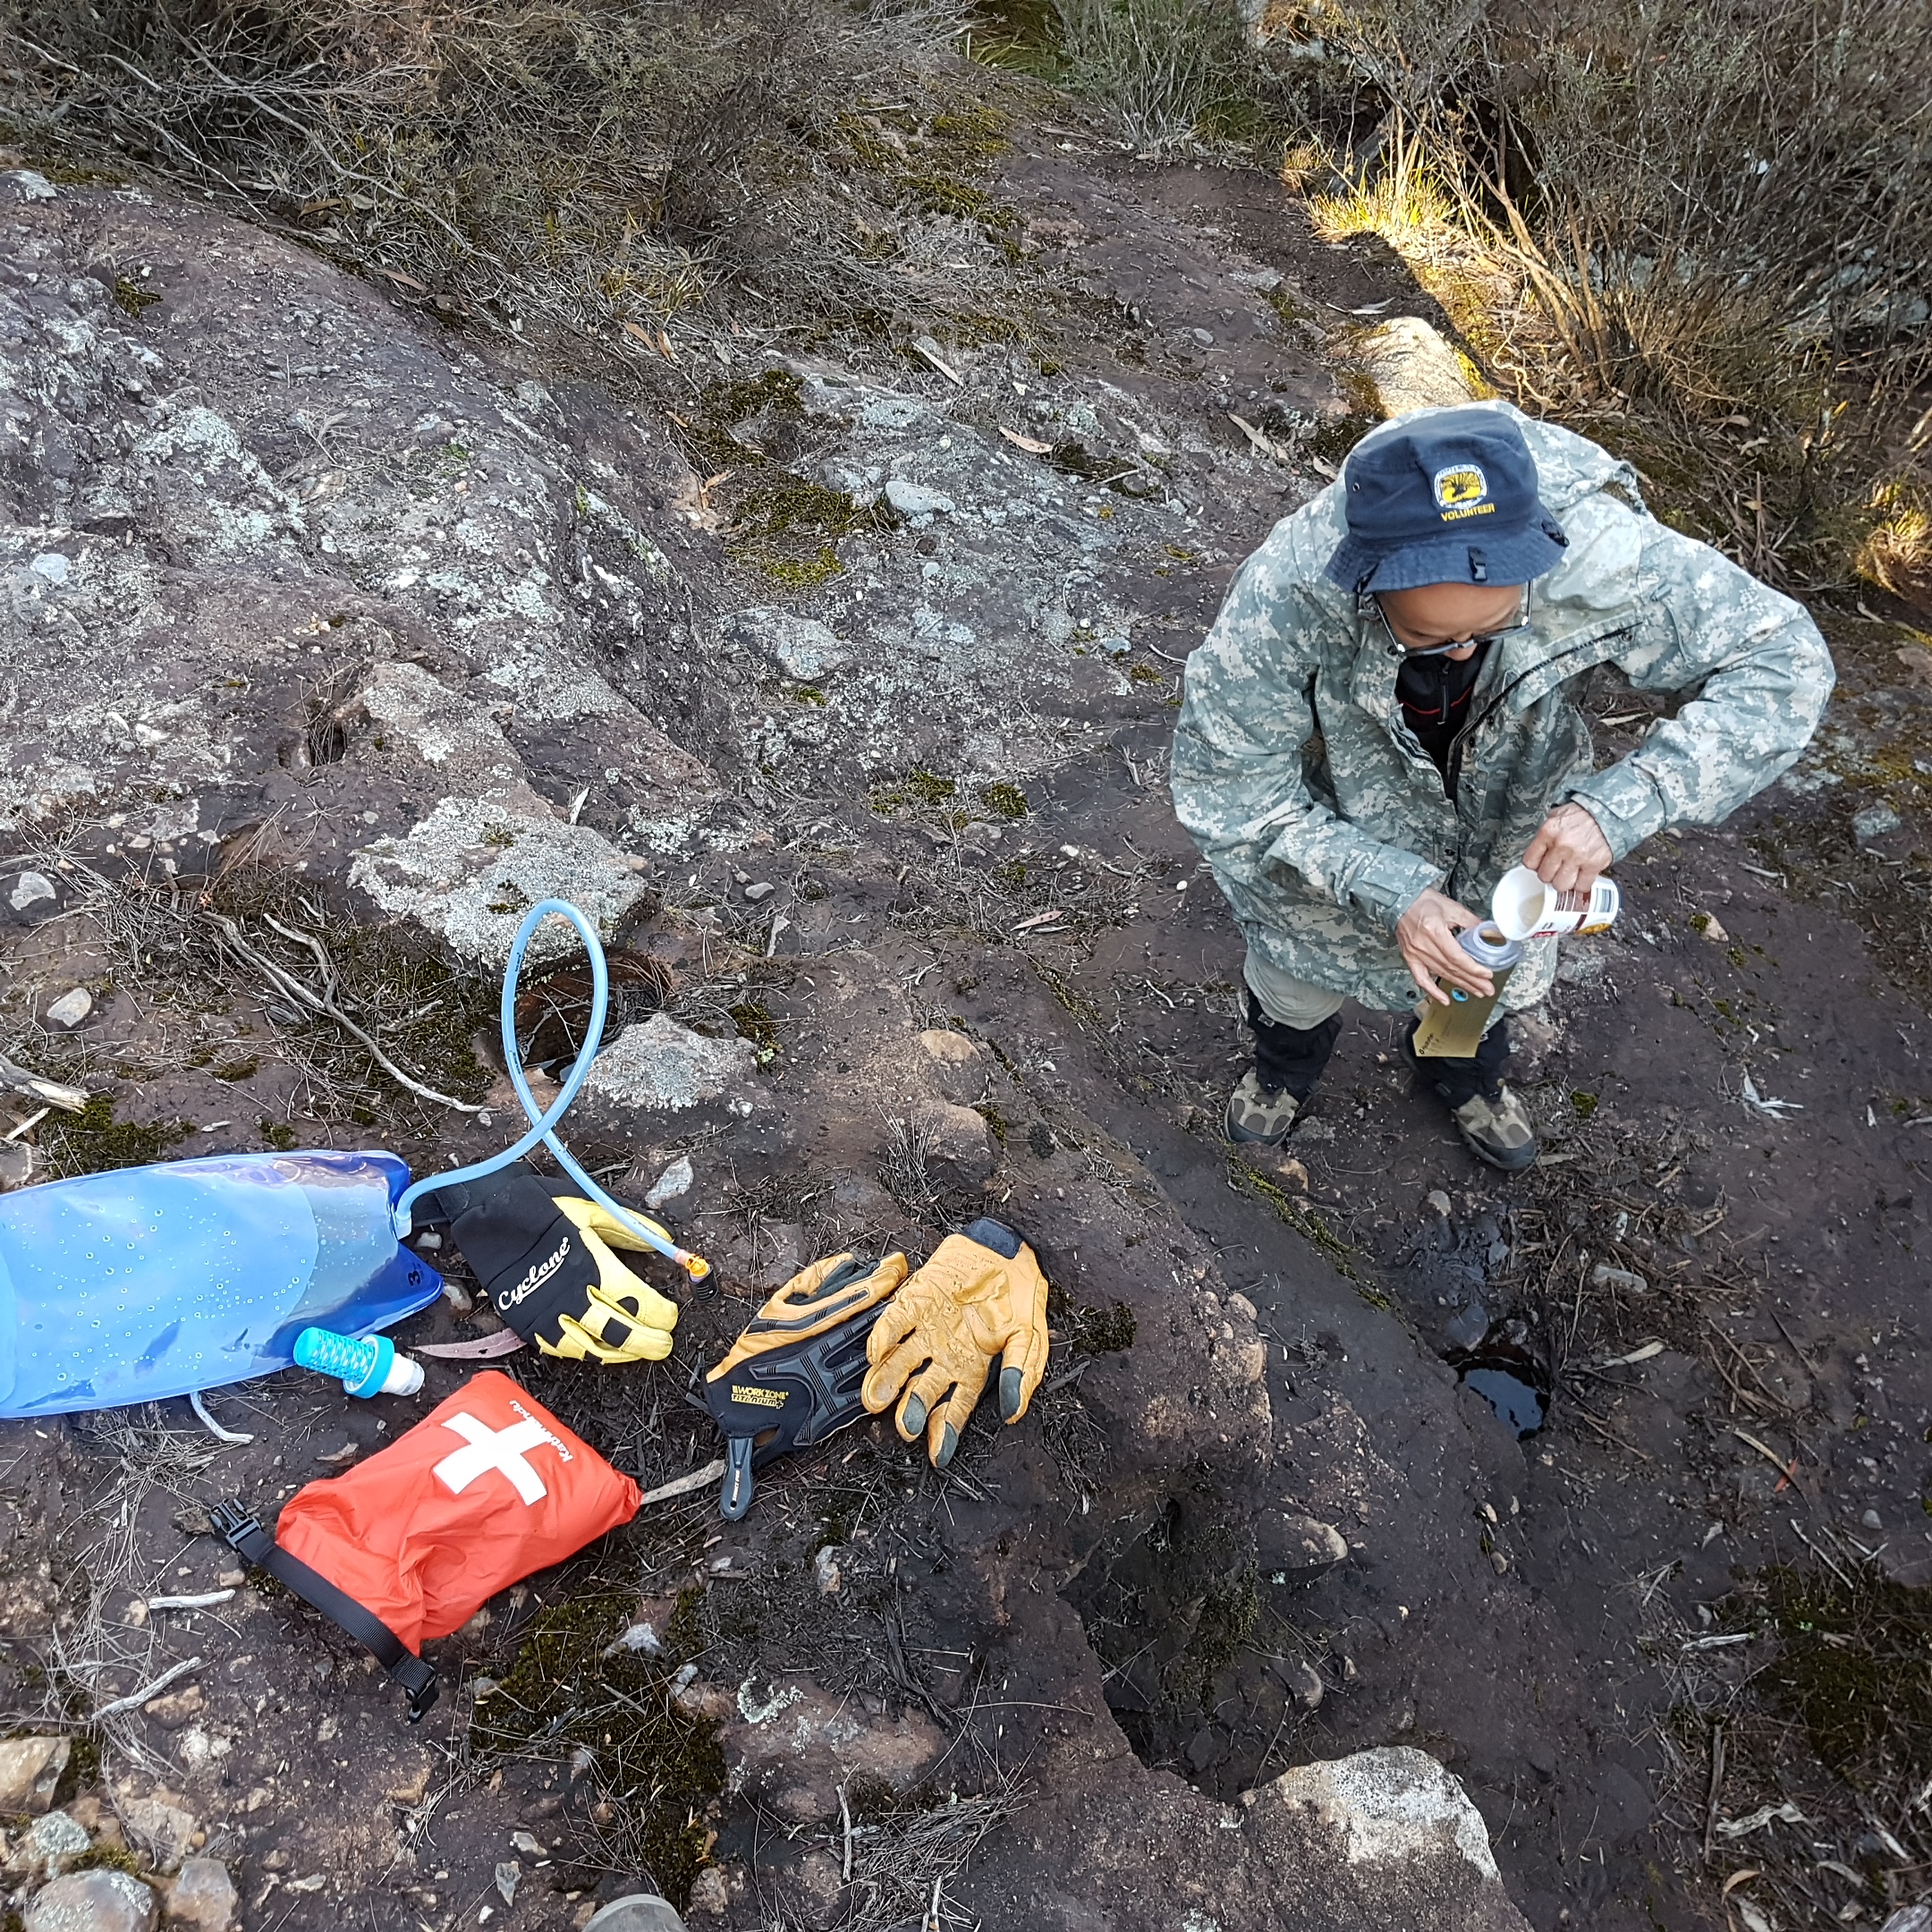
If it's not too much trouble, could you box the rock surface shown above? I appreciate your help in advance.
[24,1871,159,1932]
[162,1859,237,1932]
[0,114,1860,1932]
[0,1735,69,1813]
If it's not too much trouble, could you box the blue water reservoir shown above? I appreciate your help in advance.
[0,1150,441,1417]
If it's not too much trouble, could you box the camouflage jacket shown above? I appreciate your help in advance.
[1171,402,1835,1012]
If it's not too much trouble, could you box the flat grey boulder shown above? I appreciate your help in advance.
[348,794,652,969]
[580,1013,757,1117]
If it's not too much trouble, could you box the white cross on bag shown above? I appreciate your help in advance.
[433,1412,553,1505]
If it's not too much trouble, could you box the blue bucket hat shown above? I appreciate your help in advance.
[1324,408,1568,594]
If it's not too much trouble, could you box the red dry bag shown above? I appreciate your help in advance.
[214,1371,640,1717]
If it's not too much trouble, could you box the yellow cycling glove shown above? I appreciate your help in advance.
[861,1217,1049,1468]
[424,1161,681,1364]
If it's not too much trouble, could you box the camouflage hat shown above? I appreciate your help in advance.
[1324,407,1569,594]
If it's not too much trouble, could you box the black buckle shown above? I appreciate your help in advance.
[209,1500,264,1553]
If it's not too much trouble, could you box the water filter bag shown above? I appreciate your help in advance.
[0,1150,441,1417]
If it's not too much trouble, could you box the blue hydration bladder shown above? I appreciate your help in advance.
[0,1149,439,1417]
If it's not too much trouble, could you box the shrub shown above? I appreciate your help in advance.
[1294,0,1932,583]
[0,0,1017,358]
[1050,0,1275,153]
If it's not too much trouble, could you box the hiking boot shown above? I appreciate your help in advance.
[1449,1085,1539,1172]
[1224,1070,1301,1147]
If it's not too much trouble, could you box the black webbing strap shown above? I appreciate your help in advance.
[210,1500,440,1721]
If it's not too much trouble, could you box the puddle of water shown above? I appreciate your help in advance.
[1459,1365,1546,1436]
[1446,1337,1551,1437]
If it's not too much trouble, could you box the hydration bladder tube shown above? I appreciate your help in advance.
[391,900,710,1282]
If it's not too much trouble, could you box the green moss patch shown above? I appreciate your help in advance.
[1741,1562,1932,1788]
[474,1582,724,1911]
[39,1098,190,1179]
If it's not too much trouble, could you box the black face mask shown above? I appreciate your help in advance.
[1394,639,1491,778]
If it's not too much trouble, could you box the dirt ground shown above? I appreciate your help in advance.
[1,88,1928,1932]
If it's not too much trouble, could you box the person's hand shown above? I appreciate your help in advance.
[1395,887,1492,1005]
[1522,802,1613,893]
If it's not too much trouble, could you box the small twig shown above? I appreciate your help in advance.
[636,1459,726,1508]
[1704,1721,1726,1863]
[840,1780,853,1883]
[0,1053,88,1114]
[1569,1407,1654,1460]
[142,1590,234,1613]
[188,1391,254,1445]
[209,913,482,1113]
[93,1656,203,1720]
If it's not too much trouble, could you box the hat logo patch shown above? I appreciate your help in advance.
[1433,463,1496,521]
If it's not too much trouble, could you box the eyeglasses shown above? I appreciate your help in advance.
[1372,586,1532,657]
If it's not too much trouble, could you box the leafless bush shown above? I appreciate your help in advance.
[0,0,1019,369]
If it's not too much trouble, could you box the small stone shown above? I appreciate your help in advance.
[884,478,955,520]
[741,881,775,902]
[165,1859,237,1932]
[813,1546,842,1596]
[1853,802,1902,844]
[1589,1263,1648,1294]
[1189,326,1215,347]
[509,1832,545,1859]
[911,1101,996,1185]
[45,987,93,1030]
[1225,1292,1258,1322]
[792,1848,843,1929]
[120,1793,199,1871]
[644,1156,694,1210]
[0,1137,35,1197]
[1424,1190,1453,1218]
[27,1871,157,1932]
[1694,912,1730,943]
[0,1736,69,1814]
[1283,1659,1324,1711]
[143,1685,206,1730]
[1114,470,1163,498]
[1490,1549,1511,1575]
[9,871,55,911]
[1862,1508,1884,1530]
[580,1014,757,1117]
[23,1810,92,1877]
[1262,1513,1349,1582]
[495,1862,520,1906]
[685,1870,731,1917]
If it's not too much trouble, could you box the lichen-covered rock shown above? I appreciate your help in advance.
[719,1674,945,1823]
[119,1791,199,1872]
[580,1013,758,1118]
[1350,316,1482,419]
[24,1871,159,1932]
[13,1810,91,1879]
[347,794,653,967]
[1253,1746,1499,1879]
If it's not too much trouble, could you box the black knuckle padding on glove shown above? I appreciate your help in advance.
[422,1159,597,1351]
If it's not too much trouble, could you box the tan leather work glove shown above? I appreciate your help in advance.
[860,1218,1050,1469]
